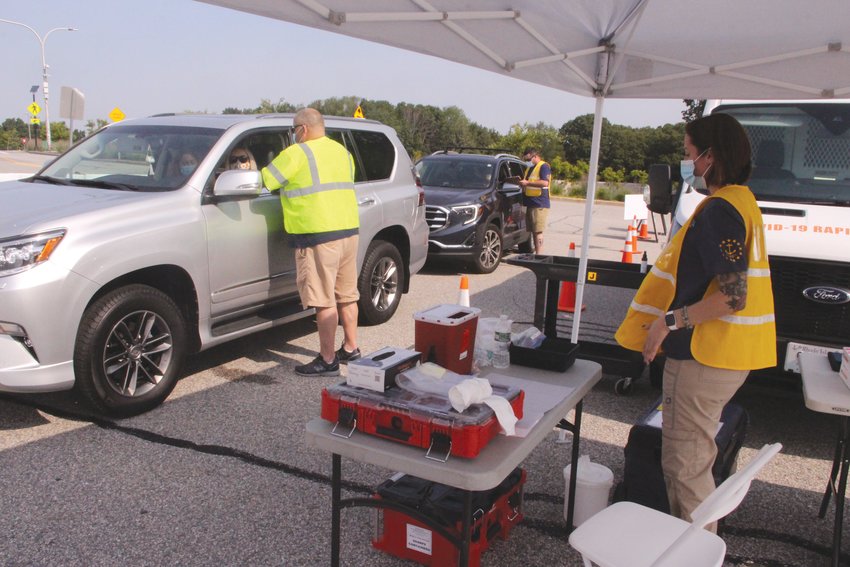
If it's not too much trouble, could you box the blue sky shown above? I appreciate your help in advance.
[1,0,684,133]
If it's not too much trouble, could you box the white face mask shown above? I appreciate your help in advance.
[681,148,711,190]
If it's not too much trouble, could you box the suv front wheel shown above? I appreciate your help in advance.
[74,284,188,416]
[472,224,503,274]
[358,239,405,326]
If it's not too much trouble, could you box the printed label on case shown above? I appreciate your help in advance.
[406,524,432,555]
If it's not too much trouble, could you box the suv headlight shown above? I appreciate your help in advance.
[0,230,66,277]
[450,204,482,226]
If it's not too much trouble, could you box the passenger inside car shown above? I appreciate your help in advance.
[228,147,257,170]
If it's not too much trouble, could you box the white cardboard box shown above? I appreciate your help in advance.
[347,347,420,392]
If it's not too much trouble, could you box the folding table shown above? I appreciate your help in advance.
[305,358,602,566]
[799,351,850,567]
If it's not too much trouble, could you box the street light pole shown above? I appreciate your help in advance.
[0,19,77,151]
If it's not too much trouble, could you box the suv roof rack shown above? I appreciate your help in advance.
[430,146,513,155]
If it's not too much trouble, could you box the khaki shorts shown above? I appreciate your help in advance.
[295,235,360,309]
[526,206,549,233]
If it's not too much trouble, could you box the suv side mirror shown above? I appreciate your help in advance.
[647,164,672,214]
[213,169,263,197]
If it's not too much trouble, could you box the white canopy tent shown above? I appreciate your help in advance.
[199,0,850,341]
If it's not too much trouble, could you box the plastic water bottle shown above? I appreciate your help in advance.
[493,315,512,369]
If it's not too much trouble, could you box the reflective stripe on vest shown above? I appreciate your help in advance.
[614,185,776,370]
[262,137,358,235]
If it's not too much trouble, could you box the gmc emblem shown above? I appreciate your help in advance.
[802,286,850,304]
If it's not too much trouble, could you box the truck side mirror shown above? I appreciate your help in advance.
[647,164,672,214]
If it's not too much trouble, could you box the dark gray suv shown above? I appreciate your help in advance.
[417,151,532,273]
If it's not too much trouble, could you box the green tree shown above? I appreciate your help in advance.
[313,96,362,117]
[50,121,70,141]
[682,99,706,123]
[2,117,27,138]
[559,114,599,163]
[85,119,108,135]
[500,122,561,159]
[646,122,686,168]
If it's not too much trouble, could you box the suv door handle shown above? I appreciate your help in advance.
[358,197,376,206]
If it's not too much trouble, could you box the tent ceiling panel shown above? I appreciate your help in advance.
[200,0,850,101]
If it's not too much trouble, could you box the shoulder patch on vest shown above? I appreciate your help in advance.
[720,238,744,262]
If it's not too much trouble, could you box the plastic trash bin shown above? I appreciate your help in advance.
[563,455,614,526]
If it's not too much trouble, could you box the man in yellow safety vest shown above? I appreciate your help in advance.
[261,108,361,376]
[519,147,551,254]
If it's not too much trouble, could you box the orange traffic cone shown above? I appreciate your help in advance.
[558,243,585,312]
[630,221,641,255]
[621,231,635,263]
[457,275,470,307]
[637,218,651,240]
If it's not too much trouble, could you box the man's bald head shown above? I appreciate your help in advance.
[294,108,325,140]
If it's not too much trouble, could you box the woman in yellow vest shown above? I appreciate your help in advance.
[615,113,775,530]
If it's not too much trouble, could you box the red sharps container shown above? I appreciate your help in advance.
[414,304,481,375]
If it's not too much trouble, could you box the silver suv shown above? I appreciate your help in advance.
[0,114,428,416]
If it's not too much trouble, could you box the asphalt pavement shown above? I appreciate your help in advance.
[1,174,847,566]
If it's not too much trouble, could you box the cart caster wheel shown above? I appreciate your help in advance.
[615,377,633,396]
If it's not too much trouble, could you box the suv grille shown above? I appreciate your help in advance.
[426,206,448,231]
[770,256,850,344]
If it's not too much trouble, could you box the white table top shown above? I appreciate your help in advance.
[799,352,850,416]
[305,358,602,492]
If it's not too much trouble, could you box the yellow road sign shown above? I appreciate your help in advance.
[109,107,126,122]
[28,102,41,116]
[31,117,40,124]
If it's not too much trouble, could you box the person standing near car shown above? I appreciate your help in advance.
[614,113,776,531]
[519,148,551,255]
[261,108,361,376]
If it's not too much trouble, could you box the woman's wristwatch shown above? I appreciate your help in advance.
[665,306,693,331]
[665,310,677,330]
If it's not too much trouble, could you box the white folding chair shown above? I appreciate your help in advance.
[568,443,782,567]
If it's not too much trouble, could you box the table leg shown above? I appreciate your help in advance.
[558,399,583,533]
[820,422,845,518]
[830,417,849,567]
[332,454,341,567]
[533,276,546,331]
[544,277,560,338]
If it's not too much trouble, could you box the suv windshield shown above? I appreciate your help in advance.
[36,125,221,192]
[718,103,850,206]
[419,158,494,189]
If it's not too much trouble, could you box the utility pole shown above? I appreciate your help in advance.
[0,19,77,151]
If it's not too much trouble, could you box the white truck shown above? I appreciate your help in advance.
[664,99,850,383]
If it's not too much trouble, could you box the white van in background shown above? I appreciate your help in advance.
[668,99,850,381]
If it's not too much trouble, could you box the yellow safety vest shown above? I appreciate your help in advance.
[261,136,358,235]
[614,185,776,370]
[524,160,548,197]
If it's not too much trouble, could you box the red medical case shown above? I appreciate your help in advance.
[320,382,524,460]
[371,468,526,567]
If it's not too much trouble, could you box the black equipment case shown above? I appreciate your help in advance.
[372,468,525,567]
[614,396,749,513]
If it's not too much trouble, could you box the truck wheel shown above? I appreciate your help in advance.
[358,240,404,326]
[74,284,187,417]
[472,225,503,274]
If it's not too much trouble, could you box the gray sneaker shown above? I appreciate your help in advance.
[295,355,340,377]
[336,346,361,364]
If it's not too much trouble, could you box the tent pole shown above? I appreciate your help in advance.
[571,94,605,344]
